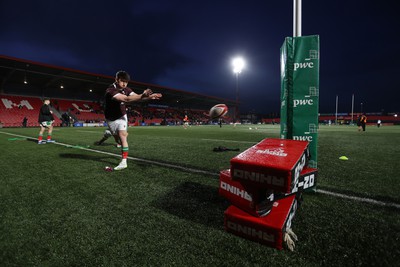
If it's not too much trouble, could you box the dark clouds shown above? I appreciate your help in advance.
[0,0,190,79]
[1,0,399,114]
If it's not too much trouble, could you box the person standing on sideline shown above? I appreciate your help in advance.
[61,112,70,127]
[183,114,189,129]
[357,113,367,132]
[377,119,381,128]
[38,98,55,144]
[104,70,162,170]
[22,116,28,127]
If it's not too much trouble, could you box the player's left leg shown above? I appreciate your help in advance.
[46,123,55,142]
[38,124,46,144]
[114,130,128,170]
[113,134,122,148]
[95,130,112,145]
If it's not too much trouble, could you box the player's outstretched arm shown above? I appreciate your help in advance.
[142,93,162,100]
[114,89,153,103]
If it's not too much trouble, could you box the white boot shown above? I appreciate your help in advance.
[114,159,127,171]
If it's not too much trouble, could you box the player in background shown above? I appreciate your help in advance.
[218,118,223,128]
[94,129,121,148]
[104,70,162,170]
[38,98,55,144]
[357,113,367,132]
[183,114,189,129]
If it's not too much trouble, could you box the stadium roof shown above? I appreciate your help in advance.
[0,55,237,110]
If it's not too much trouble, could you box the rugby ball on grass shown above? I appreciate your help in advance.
[209,104,228,119]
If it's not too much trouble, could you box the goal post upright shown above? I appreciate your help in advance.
[293,0,302,37]
[280,0,320,171]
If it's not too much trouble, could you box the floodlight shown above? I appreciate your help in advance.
[232,57,245,74]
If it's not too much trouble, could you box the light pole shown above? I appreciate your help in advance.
[232,57,245,122]
[335,95,338,125]
[351,94,354,124]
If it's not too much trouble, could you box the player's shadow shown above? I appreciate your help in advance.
[152,181,229,230]
[59,153,116,165]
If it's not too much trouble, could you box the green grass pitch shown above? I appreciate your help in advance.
[0,124,399,266]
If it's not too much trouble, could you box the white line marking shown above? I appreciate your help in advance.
[317,189,400,209]
[78,132,254,145]
[1,131,399,209]
[201,138,255,144]
[77,130,102,134]
[0,131,215,176]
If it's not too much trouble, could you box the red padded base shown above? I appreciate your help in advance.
[224,195,298,250]
[230,138,309,192]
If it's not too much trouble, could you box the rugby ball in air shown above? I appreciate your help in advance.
[209,104,228,119]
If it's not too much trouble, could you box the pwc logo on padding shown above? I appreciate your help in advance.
[293,86,319,108]
[293,136,313,142]
[293,49,318,71]
[293,99,313,108]
[294,62,314,71]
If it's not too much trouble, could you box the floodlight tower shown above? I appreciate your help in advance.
[232,57,245,122]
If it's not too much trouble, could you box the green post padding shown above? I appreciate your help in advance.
[280,35,320,169]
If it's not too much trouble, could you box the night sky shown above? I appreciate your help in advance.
[1,0,399,114]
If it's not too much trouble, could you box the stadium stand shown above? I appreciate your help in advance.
[1,91,394,128]
[2,55,398,128]
[0,55,237,127]
[52,98,104,123]
[0,93,223,127]
[0,94,61,127]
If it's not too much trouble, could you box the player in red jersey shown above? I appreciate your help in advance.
[104,71,162,170]
[183,114,189,129]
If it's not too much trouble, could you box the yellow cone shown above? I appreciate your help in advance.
[339,156,349,160]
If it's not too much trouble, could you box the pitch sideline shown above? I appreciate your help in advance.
[1,130,399,210]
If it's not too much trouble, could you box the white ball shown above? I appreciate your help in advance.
[209,104,228,119]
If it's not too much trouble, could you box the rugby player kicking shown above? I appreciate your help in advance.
[104,70,162,170]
